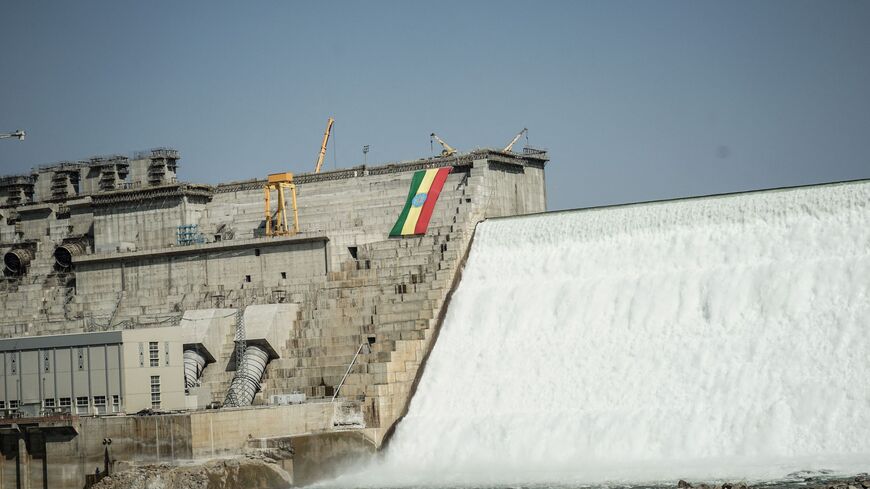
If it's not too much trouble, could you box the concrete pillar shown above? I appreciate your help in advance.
[13,451,18,489]
[22,432,46,489]
[0,434,19,489]
[17,438,28,489]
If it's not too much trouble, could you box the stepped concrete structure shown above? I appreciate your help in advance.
[0,146,548,488]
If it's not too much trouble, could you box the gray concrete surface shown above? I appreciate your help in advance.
[0,147,548,488]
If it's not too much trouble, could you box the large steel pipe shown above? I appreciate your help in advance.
[224,345,269,407]
[54,240,88,268]
[3,248,34,275]
[183,349,208,389]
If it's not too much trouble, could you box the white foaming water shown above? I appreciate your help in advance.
[328,181,870,487]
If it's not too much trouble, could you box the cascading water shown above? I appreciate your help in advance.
[334,180,870,487]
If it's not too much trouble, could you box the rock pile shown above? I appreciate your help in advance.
[92,453,291,489]
[675,474,870,489]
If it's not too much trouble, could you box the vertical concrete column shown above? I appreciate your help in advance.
[17,438,29,489]
[0,435,20,489]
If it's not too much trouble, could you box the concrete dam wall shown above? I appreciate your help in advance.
[341,179,870,487]
[0,147,548,488]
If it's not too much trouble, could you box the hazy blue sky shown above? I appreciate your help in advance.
[1,1,868,210]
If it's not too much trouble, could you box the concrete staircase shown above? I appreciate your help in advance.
[258,176,480,433]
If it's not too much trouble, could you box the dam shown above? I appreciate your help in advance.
[0,146,547,488]
[1,143,868,488]
[358,178,870,487]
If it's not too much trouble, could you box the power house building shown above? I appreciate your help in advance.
[0,327,186,417]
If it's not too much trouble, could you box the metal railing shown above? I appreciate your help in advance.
[332,343,369,401]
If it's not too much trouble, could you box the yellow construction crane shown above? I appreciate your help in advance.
[264,172,299,237]
[503,128,528,152]
[430,132,457,157]
[314,117,335,173]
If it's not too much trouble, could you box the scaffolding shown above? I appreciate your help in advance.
[49,164,82,199]
[89,156,130,191]
[0,175,35,206]
[145,148,179,187]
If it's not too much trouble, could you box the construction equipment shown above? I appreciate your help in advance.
[503,128,528,152]
[314,117,335,173]
[264,172,299,237]
[0,130,25,141]
[430,133,457,157]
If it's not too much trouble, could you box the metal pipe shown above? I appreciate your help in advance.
[183,349,207,390]
[54,240,88,268]
[332,343,368,401]
[224,345,269,407]
[3,248,34,275]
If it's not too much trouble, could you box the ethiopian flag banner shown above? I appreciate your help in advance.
[389,167,453,237]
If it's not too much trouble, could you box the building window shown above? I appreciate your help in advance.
[244,275,251,283]
[0,401,5,410]
[93,396,107,415]
[150,376,161,410]
[9,400,18,413]
[75,396,89,414]
[44,398,55,409]
[149,342,159,367]
[112,395,120,413]
[254,248,261,257]
[59,397,72,413]
[280,271,287,279]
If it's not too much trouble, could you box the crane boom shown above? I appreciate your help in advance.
[314,117,335,173]
[503,128,527,152]
[430,132,457,156]
[0,130,25,141]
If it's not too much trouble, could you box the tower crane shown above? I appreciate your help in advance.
[0,130,25,141]
[503,128,528,152]
[313,117,335,173]
[430,133,457,157]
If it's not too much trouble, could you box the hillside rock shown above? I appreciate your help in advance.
[92,456,291,489]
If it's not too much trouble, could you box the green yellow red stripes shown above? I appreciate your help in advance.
[389,171,425,237]
[390,167,453,237]
[414,167,451,234]
[401,169,439,235]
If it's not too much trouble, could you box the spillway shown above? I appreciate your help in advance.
[346,180,870,486]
